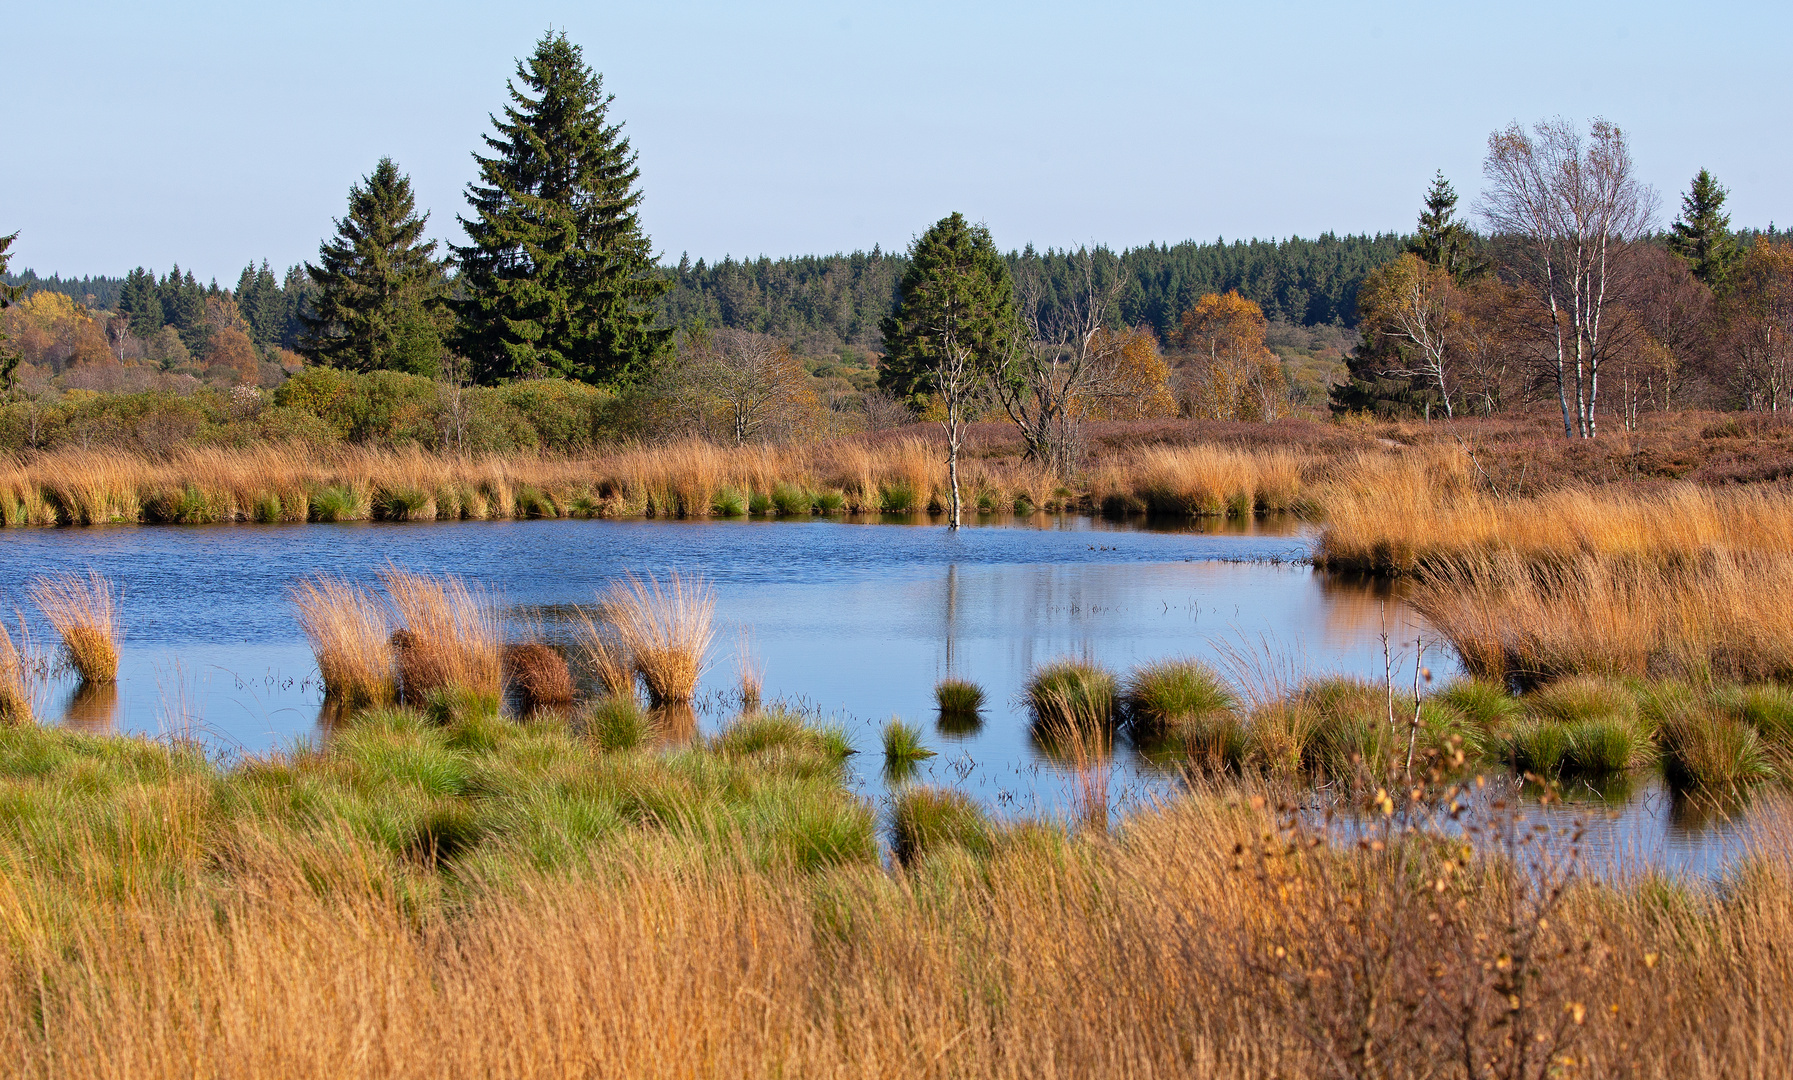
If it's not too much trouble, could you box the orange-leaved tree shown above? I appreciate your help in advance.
[1073,327,1177,420]
[1720,240,1793,412]
[1172,291,1286,420]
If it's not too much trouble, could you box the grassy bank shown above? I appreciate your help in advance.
[0,436,1317,526]
[0,701,1789,1078]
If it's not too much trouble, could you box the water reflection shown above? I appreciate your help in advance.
[62,682,118,733]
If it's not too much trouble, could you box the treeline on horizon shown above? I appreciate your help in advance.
[3,231,1409,353]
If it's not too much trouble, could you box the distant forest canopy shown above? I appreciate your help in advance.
[4,232,1408,351]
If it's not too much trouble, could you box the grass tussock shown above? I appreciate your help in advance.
[2,707,1791,1077]
[934,677,985,716]
[881,719,934,779]
[1026,659,1119,732]
[290,574,395,707]
[380,568,503,705]
[27,571,119,684]
[504,642,574,713]
[0,618,30,725]
[601,572,714,706]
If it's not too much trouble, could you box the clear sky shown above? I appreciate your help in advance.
[4,0,1789,283]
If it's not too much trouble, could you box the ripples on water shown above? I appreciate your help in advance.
[0,513,1761,877]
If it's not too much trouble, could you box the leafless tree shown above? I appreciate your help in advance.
[1480,118,1656,437]
[997,248,1127,475]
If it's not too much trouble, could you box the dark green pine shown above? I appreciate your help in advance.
[1668,169,1738,289]
[118,267,163,338]
[0,232,21,395]
[877,212,1018,405]
[451,31,670,386]
[300,158,451,375]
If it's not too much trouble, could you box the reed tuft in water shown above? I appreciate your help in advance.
[0,617,31,725]
[934,677,985,717]
[28,570,120,684]
[602,572,714,706]
[291,574,396,707]
[504,642,575,713]
[380,567,503,704]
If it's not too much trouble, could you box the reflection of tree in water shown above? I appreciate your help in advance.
[1315,571,1434,647]
[62,682,119,733]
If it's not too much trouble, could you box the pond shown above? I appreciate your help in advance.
[0,514,1761,878]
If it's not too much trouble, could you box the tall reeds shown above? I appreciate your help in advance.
[291,574,395,706]
[27,571,119,683]
[380,568,503,704]
[600,572,714,706]
[0,616,31,725]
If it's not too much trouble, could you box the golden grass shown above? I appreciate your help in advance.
[379,568,503,703]
[1412,549,1793,684]
[0,618,29,725]
[0,436,1321,526]
[570,608,637,700]
[602,572,714,706]
[3,785,1789,1078]
[26,571,118,684]
[290,574,395,706]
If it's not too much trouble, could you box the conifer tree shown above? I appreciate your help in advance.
[451,31,669,385]
[0,232,22,396]
[159,266,209,356]
[1407,172,1482,282]
[118,267,163,338]
[235,260,289,349]
[1668,169,1738,289]
[300,158,450,375]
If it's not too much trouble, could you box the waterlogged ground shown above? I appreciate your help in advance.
[0,513,1760,876]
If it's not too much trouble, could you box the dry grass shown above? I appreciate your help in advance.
[3,777,1788,1078]
[26,571,118,683]
[379,568,503,703]
[570,608,637,699]
[290,574,395,706]
[1411,549,1793,684]
[0,617,30,725]
[602,572,714,706]
[504,642,574,713]
[0,435,1324,526]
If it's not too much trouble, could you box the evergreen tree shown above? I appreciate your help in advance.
[451,31,669,385]
[281,265,313,350]
[1407,172,1483,281]
[118,267,163,338]
[879,213,1019,528]
[0,232,22,396]
[235,260,289,349]
[159,266,209,355]
[300,158,451,376]
[1668,169,1738,289]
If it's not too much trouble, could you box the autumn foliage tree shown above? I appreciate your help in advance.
[1719,240,1793,412]
[683,327,818,444]
[1172,291,1286,420]
[1354,253,1464,417]
[1072,327,1177,420]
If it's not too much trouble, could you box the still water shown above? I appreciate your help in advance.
[0,515,1761,877]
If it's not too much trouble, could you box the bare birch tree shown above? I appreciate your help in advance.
[1479,118,1655,438]
[1357,253,1460,418]
[997,248,1128,475]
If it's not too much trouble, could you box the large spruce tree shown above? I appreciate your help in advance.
[1407,172,1483,282]
[451,31,668,385]
[1668,169,1738,289]
[300,158,450,375]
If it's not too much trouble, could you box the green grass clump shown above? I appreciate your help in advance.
[883,719,934,780]
[880,482,917,514]
[935,678,985,716]
[375,486,433,521]
[1298,677,1480,779]
[251,493,284,523]
[770,483,813,517]
[513,486,557,518]
[814,489,847,514]
[891,786,993,865]
[716,709,854,780]
[710,488,747,518]
[748,491,773,516]
[1504,720,1573,776]
[585,694,653,752]
[1711,683,1793,745]
[1436,679,1524,738]
[309,485,364,522]
[1124,658,1235,736]
[1659,710,1776,792]
[1026,660,1119,731]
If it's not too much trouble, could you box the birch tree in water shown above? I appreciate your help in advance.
[879,214,1018,529]
[1480,118,1655,438]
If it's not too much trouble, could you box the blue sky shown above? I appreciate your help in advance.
[4,0,1789,282]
